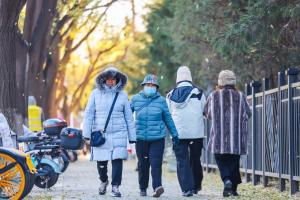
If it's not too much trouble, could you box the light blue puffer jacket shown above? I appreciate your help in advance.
[130,92,178,141]
[83,68,136,161]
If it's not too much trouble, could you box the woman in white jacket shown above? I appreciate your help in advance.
[167,66,206,197]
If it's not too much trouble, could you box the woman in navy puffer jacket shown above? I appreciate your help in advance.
[131,74,179,198]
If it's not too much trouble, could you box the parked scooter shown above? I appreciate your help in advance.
[17,118,83,189]
[18,134,65,188]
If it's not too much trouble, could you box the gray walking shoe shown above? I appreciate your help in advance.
[153,186,164,198]
[182,190,193,197]
[99,180,109,195]
[223,180,232,197]
[140,189,147,196]
[111,185,121,197]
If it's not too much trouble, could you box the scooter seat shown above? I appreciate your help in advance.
[52,138,61,145]
[17,136,40,143]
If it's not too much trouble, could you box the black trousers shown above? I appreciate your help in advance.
[136,138,165,190]
[97,159,123,186]
[174,138,203,192]
[214,154,241,188]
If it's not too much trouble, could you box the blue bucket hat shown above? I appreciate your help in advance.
[141,74,159,88]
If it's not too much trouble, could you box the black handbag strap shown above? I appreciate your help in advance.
[103,92,119,133]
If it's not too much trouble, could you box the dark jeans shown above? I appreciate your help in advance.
[136,138,165,190]
[174,138,203,192]
[214,154,241,188]
[97,159,123,186]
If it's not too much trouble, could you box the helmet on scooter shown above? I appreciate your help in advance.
[43,118,68,136]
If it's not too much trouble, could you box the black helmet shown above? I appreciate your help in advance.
[43,118,68,136]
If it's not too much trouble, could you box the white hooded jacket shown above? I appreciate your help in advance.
[167,82,206,139]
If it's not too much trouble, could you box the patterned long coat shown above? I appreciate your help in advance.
[204,87,251,155]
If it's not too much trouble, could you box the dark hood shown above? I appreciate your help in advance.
[169,86,194,103]
[95,67,127,92]
[168,81,203,108]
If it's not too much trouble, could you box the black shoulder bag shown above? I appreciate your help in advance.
[90,92,119,147]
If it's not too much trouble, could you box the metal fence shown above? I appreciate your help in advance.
[202,68,300,195]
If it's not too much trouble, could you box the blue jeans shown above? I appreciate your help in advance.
[174,138,204,192]
[136,138,165,190]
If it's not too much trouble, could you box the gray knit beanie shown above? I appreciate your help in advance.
[176,66,193,83]
[218,70,236,86]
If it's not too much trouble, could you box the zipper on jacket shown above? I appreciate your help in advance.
[145,97,152,141]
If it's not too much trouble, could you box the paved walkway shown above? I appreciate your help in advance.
[26,155,299,200]
[26,155,222,200]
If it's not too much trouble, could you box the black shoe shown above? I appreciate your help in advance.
[223,180,232,197]
[232,191,239,196]
[232,184,238,196]
[140,189,147,196]
[153,186,164,198]
[192,185,201,194]
[182,191,193,197]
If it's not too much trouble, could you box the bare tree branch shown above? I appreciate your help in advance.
[83,0,119,12]
[66,7,110,53]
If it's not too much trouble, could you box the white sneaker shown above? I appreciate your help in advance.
[99,180,109,195]
[111,185,121,197]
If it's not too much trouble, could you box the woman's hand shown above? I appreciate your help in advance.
[172,136,180,146]
[83,137,90,145]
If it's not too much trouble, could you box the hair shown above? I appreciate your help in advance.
[143,83,159,89]
[216,85,238,91]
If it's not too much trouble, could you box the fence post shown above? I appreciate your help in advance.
[278,70,285,192]
[262,78,269,187]
[244,83,251,183]
[286,67,299,195]
[251,81,261,186]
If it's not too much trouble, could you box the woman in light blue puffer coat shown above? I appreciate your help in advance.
[83,67,136,198]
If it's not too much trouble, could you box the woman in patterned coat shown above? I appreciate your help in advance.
[204,70,251,197]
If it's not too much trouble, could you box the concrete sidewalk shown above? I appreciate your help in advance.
[26,155,299,200]
[26,155,219,200]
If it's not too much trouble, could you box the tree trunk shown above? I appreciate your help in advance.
[44,43,60,118]
[0,0,26,133]
[24,0,58,115]
[16,35,29,120]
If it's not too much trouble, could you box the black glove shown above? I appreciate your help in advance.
[129,141,136,144]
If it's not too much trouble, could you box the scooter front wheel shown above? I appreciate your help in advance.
[34,163,59,188]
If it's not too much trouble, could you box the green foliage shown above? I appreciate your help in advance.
[143,0,300,90]
[143,0,179,93]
